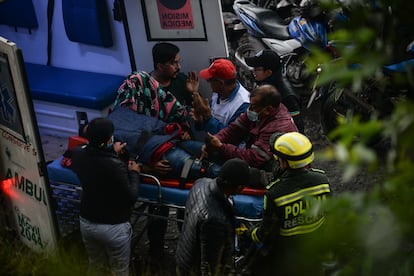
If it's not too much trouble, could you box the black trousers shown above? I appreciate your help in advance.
[147,205,184,257]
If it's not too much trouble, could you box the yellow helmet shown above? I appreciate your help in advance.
[270,132,314,169]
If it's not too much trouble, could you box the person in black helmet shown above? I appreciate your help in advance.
[71,117,140,276]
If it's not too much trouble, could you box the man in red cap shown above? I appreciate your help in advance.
[191,58,250,134]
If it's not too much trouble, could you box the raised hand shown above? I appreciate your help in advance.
[186,71,199,94]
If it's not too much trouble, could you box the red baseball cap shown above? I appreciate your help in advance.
[199,59,236,80]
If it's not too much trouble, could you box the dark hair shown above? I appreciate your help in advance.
[250,84,281,108]
[85,117,114,148]
[152,42,180,70]
[217,158,250,190]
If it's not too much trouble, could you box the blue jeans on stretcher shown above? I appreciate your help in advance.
[79,216,132,276]
[147,140,223,259]
[163,140,222,179]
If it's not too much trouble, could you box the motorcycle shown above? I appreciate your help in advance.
[229,0,332,95]
[318,43,414,137]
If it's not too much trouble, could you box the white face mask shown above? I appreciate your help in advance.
[247,108,259,122]
[106,135,114,149]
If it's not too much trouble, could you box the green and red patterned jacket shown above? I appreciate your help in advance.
[114,71,189,130]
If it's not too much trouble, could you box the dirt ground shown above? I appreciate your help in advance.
[302,99,388,194]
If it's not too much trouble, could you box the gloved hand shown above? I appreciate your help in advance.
[235,223,249,237]
[236,223,253,251]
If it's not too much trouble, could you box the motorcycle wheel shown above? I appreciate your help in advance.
[282,53,309,89]
[233,34,266,91]
[320,82,374,136]
[320,81,390,146]
[234,43,256,91]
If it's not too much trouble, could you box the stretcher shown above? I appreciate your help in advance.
[47,156,265,237]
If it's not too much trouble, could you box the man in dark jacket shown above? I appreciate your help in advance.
[176,158,251,275]
[202,84,298,172]
[245,50,304,132]
[71,117,140,276]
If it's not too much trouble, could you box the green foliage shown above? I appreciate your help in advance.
[302,0,414,274]
[2,1,414,275]
[0,231,89,275]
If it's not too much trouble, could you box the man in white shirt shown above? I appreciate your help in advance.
[191,58,250,135]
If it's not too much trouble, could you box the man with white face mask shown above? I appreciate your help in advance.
[202,84,298,173]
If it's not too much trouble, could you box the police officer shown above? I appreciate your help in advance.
[243,132,331,275]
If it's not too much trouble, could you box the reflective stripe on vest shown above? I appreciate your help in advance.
[279,216,326,236]
[274,184,330,206]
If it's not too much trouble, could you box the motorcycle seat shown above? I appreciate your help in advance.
[239,4,291,40]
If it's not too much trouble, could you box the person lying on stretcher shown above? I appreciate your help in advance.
[62,71,199,176]
[111,75,298,186]
[113,70,194,176]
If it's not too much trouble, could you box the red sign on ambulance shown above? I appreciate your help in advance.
[156,0,194,29]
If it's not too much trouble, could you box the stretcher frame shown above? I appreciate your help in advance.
[49,172,263,239]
